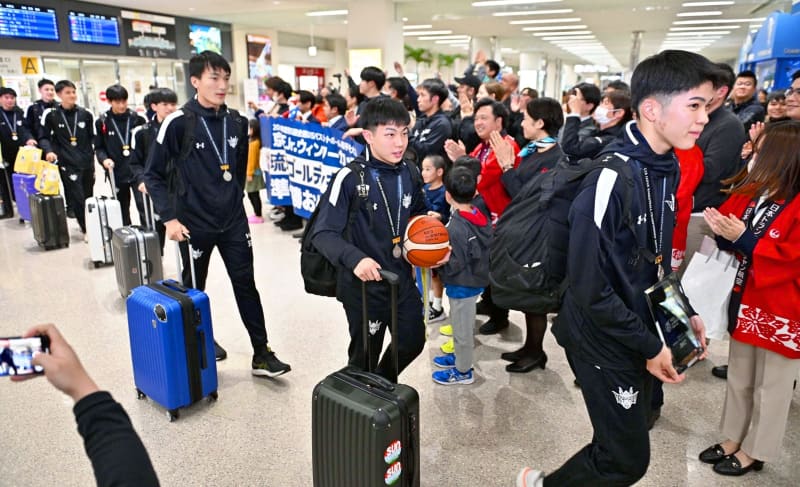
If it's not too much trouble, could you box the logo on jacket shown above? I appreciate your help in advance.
[228,136,238,148]
[77,121,85,129]
[612,386,639,410]
[402,193,411,209]
[196,142,205,150]
[665,194,675,212]
[769,229,780,239]
[191,248,203,260]
[368,320,382,336]
[637,214,647,225]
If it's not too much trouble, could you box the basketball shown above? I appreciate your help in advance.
[402,215,450,268]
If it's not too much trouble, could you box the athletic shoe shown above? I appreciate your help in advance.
[248,215,264,224]
[428,307,446,323]
[439,324,453,336]
[432,367,474,385]
[268,208,285,221]
[214,340,227,361]
[440,338,454,354]
[478,318,509,335]
[432,354,455,368]
[516,468,544,487]
[252,348,291,377]
[83,232,89,243]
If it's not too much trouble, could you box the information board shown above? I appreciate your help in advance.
[0,2,58,41]
[69,10,120,46]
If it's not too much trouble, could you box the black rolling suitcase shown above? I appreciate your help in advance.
[312,270,420,487]
[0,164,14,220]
[112,195,164,298]
[30,193,69,250]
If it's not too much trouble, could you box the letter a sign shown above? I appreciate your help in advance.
[21,56,40,74]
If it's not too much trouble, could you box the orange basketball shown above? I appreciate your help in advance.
[402,215,450,268]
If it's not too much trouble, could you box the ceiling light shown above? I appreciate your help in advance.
[403,24,433,30]
[472,0,562,6]
[402,17,408,21]
[435,40,470,44]
[676,11,722,16]
[670,25,740,30]
[533,31,592,36]
[509,17,581,24]
[542,35,595,40]
[402,30,453,36]
[306,9,348,16]
[673,17,764,24]
[492,9,573,16]
[522,25,587,31]
[681,1,734,6]
[667,31,729,35]
[417,35,470,40]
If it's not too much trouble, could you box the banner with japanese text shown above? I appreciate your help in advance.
[261,117,363,218]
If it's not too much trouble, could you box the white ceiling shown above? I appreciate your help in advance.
[86,0,792,70]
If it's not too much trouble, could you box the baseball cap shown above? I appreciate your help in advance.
[454,74,482,91]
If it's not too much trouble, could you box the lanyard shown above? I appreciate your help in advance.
[109,115,131,153]
[199,115,230,179]
[642,167,667,277]
[371,168,403,256]
[1,110,18,139]
[59,109,79,145]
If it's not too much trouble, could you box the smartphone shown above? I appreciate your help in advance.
[0,335,50,377]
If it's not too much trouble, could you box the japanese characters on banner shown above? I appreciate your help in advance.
[261,118,363,218]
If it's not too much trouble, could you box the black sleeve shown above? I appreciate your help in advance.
[694,117,747,210]
[94,118,110,165]
[130,126,147,185]
[74,391,159,487]
[500,168,523,198]
[144,114,181,222]
[455,116,479,155]
[410,117,451,160]
[25,104,39,138]
[560,116,603,159]
[38,110,54,155]
[14,108,34,143]
[235,115,249,187]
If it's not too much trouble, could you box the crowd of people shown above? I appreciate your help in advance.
[3,47,799,487]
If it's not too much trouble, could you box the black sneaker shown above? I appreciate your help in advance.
[252,348,291,377]
[475,300,491,316]
[478,319,509,335]
[214,340,227,361]
[428,307,446,323]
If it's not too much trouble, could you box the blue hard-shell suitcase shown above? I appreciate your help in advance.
[126,279,218,421]
[12,173,37,222]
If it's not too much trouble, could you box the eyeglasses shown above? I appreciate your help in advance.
[786,88,800,97]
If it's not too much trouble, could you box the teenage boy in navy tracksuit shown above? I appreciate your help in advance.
[144,51,290,377]
[39,80,95,237]
[25,79,57,141]
[311,97,442,381]
[516,50,713,487]
[94,84,147,226]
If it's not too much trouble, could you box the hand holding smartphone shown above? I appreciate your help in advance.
[0,335,49,377]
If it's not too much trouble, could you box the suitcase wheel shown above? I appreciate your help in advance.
[136,388,146,400]
[93,261,101,269]
[208,391,218,402]
[167,409,179,422]
[18,218,24,224]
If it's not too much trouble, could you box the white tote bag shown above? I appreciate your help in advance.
[681,240,739,341]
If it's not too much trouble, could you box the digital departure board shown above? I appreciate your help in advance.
[0,2,59,41]
[69,10,120,46]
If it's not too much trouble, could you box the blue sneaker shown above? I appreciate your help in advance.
[432,354,456,368]
[432,367,474,385]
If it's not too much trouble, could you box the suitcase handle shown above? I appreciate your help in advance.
[361,269,400,381]
[198,330,208,370]
[161,278,189,293]
[343,368,396,392]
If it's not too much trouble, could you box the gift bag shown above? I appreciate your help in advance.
[681,241,738,341]
[15,146,43,174]
[35,161,61,195]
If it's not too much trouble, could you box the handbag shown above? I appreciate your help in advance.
[681,237,738,341]
[34,161,61,195]
[15,146,43,174]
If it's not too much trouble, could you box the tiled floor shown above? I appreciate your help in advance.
[0,193,798,486]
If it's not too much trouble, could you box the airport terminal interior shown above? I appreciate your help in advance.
[1,0,800,486]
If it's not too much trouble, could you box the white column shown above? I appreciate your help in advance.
[347,0,403,77]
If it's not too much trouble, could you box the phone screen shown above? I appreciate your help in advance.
[0,336,49,377]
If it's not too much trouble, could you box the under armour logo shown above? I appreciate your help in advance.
[245,232,252,247]
[637,214,647,225]
[196,142,205,149]
[402,193,412,209]
[368,320,382,336]
[612,386,639,410]
[665,195,675,212]
[228,136,238,148]
[191,248,203,260]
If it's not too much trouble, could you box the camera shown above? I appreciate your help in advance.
[0,335,50,377]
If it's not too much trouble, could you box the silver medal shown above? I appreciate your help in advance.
[223,170,233,182]
[11,134,18,141]
[392,244,402,259]
[71,141,77,146]
[123,149,130,157]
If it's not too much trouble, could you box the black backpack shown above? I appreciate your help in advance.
[300,161,368,297]
[489,153,635,313]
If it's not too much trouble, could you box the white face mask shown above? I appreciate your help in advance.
[593,105,615,125]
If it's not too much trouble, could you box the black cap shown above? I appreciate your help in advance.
[454,74,482,91]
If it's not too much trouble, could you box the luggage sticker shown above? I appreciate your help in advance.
[384,461,402,485]
[384,440,402,464]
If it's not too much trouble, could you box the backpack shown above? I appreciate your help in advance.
[489,153,636,314]
[300,161,368,297]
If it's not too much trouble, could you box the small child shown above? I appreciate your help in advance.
[432,166,492,385]
[421,155,450,323]
[246,118,266,223]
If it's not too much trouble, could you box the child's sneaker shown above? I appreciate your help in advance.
[515,467,544,487]
[428,306,446,323]
[432,354,455,368]
[440,338,454,354]
[248,215,265,224]
[432,367,474,385]
[439,324,453,336]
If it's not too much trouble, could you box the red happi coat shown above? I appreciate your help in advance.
[471,136,521,224]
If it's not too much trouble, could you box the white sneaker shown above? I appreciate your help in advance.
[515,467,544,487]
[83,233,89,243]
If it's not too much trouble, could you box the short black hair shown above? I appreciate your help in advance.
[605,90,634,124]
[38,78,54,89]
[347,84,365,105]
[249,117,261,141]
[445,166,477,204]
[453,156,481,180]
[736,70,757,84]
[360,97,410,131]
[419,78,449,107]
[360,66,386,90]
[606,80,630,94]
[485,60,500,76]
[297,90,315,106]
[525,97,564,136]
[714,62,735,93]
[574,82,601,113]
[189,50,231,79]
[325,93,346,115]
[792,70,800,82]
[0,87,17,98]
[149,87,178,105]
[474,98,509,129]
[423,154,447,172]
[386,77,407,99]
[106,84,128,102]
[55,80,76,93]
[631,50,720,116]
[767,90,786,104]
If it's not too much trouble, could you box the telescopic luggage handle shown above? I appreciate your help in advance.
[361,269,400,382]
[107,162,118,200]
[175,235,197,289]
[143,193,156,231]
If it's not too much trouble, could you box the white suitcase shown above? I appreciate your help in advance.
[86,169,123,268]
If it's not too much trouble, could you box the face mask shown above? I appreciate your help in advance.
[593,106,614,125]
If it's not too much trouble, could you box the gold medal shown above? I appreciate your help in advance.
[11,132,18,141]
[70,136,77,146]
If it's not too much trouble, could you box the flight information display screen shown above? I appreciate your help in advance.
[69,10,120,46]
[0,2,59,41]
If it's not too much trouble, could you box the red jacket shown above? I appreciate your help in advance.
[720,193,800,359]
[671,146,705,270]
[470,136,521,224]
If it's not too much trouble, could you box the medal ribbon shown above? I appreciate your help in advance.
[642,168,667,275]
[371,169,403,247]
[109,115,131,154]
[199,115,229,176]
[1,110,17,137]
[59,109,79,143]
